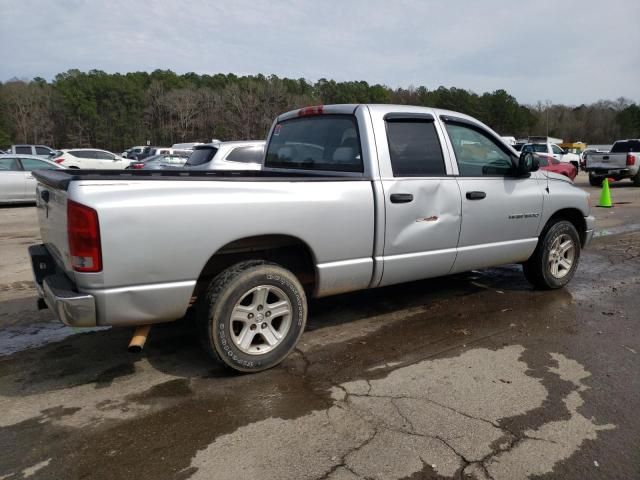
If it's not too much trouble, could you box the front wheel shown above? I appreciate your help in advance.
[197,261,307,373]
[523,220,581,289]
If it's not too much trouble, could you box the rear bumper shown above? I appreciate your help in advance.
[29,244,97,327]
[29,244,194,327]
[587,167,636,177]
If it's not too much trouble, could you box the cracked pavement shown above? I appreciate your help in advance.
[0,174,639,479]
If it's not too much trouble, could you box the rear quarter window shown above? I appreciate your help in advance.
[265,115,363,172]
[225,146,264,163]
[186,147,219,166]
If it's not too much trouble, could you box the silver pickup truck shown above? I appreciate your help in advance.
[29,104,595,372]
[585,139,640,186]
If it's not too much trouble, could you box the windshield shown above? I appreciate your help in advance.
[265,114,363,172]
[186,147,219,166]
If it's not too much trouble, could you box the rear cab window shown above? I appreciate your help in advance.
[265,115,363,172]
[611,141,640,153]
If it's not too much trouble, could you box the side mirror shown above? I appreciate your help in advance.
[517,152,539,176]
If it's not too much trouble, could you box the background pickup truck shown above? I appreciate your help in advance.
[584,139,640,186]
[522,142,581,170]
[29,104,595,372]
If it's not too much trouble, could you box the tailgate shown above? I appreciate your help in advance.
[586,153,626,170]
[34,181,73,275]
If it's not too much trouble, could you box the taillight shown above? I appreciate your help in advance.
[298,105,324,116]
[54,158,64,164]
[67,200,102,272]
[627,153,636,166]
[131,163,144,169]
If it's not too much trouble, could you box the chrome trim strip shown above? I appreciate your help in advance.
[316,258,373,270]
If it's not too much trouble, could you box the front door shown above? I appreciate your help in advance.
[379,115,462,287]
[441,120,544,273]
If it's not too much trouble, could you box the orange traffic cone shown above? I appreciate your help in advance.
[598,178,612,208]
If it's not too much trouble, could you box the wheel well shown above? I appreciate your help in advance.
[546,209,587,246]
[192,235,317,302]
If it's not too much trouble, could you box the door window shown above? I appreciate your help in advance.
[20,158,56,171]
[94,151,115,160]
[69,150,94,158]
[445,123,515,176]
[551,145,563,155]
[35,146,51,156]
[0,158,21,171]
[386,120,446,176]
[15,146,31,154]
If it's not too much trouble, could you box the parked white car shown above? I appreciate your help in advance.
[0,154,63,204]
[54,149,130,169]
[184,141,265,170]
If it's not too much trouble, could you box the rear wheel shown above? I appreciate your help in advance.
[197,261,307,373]
[633,171,640,186]
[588,172,602,187]
[523,220,581,289]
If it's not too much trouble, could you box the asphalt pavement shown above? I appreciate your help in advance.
[0,173,638,480]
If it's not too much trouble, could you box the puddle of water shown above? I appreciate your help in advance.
[594,223,640,237]
[0,322,109,356]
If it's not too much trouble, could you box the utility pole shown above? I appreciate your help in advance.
[545,99,551,137]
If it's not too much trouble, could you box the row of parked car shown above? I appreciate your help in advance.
[0,140,266,204]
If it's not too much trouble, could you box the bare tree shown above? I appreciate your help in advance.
[1,80,54,144]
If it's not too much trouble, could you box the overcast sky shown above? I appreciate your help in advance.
[1,0,639,105]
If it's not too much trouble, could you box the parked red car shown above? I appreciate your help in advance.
[537,154,577,180]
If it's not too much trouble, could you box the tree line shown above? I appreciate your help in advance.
[0,69,638,151]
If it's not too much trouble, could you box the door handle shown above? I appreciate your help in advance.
[390,193,413,203]
[466,191,486,200]
[603,156,609,160]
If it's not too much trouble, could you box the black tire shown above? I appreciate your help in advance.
[633,171,640,186]
[588,172,602,187]
[523,220,581,289]
[197,261,307,373]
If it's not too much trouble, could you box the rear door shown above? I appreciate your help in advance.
[441,117,543,273]
[0,157,27,201]
[377,113,462,286]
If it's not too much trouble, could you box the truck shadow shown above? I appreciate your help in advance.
[0,263,562,398]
